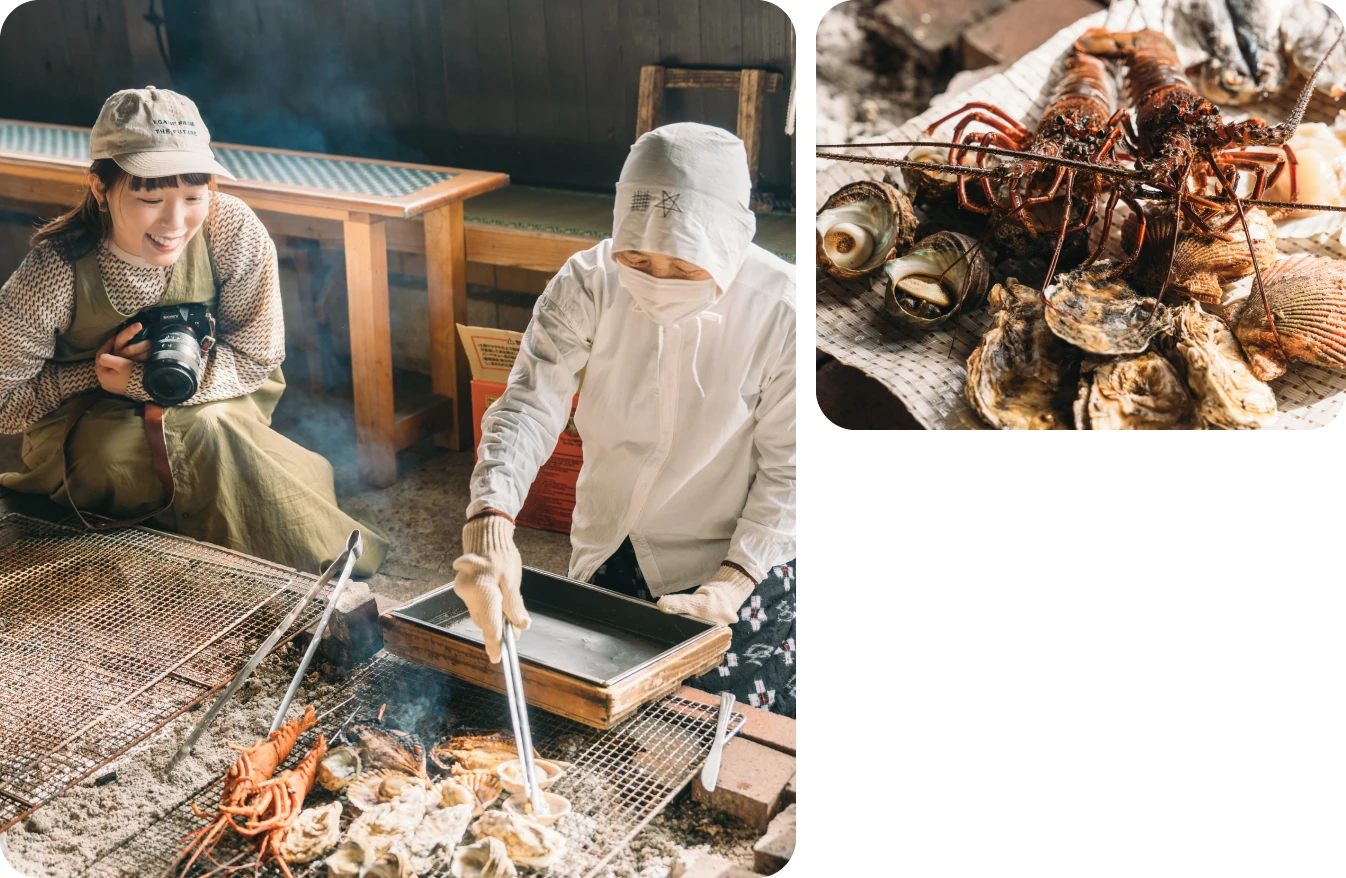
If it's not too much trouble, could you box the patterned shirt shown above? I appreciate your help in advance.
[0,192,284,433]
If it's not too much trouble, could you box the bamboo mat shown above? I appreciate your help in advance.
[815,0,1346,429]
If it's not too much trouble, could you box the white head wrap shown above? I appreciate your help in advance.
[612,123,757,292]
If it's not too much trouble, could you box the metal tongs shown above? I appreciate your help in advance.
[499,620,546,816]
[166,530,363,772]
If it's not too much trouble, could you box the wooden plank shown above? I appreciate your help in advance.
[342,213,397,487]
[380,612,731,730]
[663,68,782,91]
[424,201,471,449]
[465,224,593,273]
[635,66,665,139]
[393,398,452,450]
[737,68,767,188]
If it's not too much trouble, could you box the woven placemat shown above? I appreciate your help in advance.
[816,0,1346,429]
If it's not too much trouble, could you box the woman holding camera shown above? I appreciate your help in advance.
[0,87,386,577]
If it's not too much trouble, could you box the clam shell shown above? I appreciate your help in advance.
[1235,254,1346,380]
[278,801,343,864]
[1045,262,1172,355]
[880,231,990,331]
[816,181,917,279]
[1124,207,1277,304]
[965,279,1081,429]
[317,744,362,792]
[1073,353,1203,430]
[1173,302,1278,429]
[451,837,518,878]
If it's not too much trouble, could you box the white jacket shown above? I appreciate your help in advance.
[468,238,796,596]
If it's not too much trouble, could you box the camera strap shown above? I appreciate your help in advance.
[60,395,176,531]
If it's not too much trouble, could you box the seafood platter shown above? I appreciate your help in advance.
[91,654,746,878]
[816,0,1346,429]
[381,568,732,730]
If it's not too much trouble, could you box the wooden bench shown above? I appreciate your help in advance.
[0,118,508,487]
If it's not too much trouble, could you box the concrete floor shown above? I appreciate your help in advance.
[0,380,575,607]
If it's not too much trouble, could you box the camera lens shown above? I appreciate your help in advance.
[142,326,203,405]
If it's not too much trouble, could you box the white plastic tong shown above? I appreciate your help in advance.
[499,620,547,816]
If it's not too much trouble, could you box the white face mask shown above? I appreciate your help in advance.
[617,264,718,326]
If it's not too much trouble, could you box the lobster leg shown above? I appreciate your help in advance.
[924,102,1032,140]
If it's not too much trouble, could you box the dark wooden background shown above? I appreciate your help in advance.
[0,0,795,197]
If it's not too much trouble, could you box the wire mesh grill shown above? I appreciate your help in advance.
[0,513,327,832]
[89,654,744,878]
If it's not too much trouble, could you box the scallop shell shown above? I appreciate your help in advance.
[434,774,499,816]
[1045,262,1172,355]
[497,759,565,795]
[816,180,918,279]
[1172,302,1278,429]
[317,745,362,793]
[277,801,343,864]
[1124,207,1277,305]
[1073,353,1203,430]
[451,837,519,878]
[470,810,568,869]
[346,770,428,812]
[902,144,959,204]
[1235,254,1346,380]
[965,279,1081,429]
[880,231,990,331]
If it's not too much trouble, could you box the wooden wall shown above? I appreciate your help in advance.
[0,0,795,198]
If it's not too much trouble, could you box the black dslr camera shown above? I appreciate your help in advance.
[122,303,216,406]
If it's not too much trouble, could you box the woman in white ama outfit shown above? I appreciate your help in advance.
[450,123,796,717]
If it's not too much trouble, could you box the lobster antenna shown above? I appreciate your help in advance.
[817,141,1148,179]
[1208,196,1346,212]
[1280,26,1344,138]
[1039,170,1077,315]
[815,152,1002,178]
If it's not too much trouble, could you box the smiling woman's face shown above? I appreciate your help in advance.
[90,174,211,267]
[614,249,713,281]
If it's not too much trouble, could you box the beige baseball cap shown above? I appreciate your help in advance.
[90,86,235,180]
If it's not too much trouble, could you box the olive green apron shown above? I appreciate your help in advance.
[0,231,388,578]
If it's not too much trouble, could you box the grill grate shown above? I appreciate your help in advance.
[89,654,745,878]
[0,513,328,832]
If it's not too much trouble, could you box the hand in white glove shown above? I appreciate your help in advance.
[656,564,757,626]
[452,512,530,663]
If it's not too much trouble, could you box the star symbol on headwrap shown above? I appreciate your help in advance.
[656,190,682,218]
[629,190,651,212]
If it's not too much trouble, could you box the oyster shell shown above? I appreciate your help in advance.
[1173,302,1278,429]
[318,744,362,793]
[816,180,918,279]
[470,810,568,869]
[408,802,473,873]
[365,844,413,878]
[1236,254,1346,380]
[965,279,1081,429]
[1124,207,1277,304]
[1045,263,1172,354]
[346,792,428,855]
[880,231,990,331]
[1074,353,1203,430]
[325,839,370,878]
[346,770,429,812]
[451,837,518,878]
[278,801,343,864]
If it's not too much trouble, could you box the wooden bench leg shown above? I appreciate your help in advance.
[737,68,767,202]
[425,201,472,451]
[343,213,397,487]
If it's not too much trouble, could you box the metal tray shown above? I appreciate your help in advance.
[388,566,723,686]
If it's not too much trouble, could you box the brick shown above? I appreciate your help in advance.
[670,852,739,878]
[961,0,1105,69]
[783,772,796,807]
[676,686,796,756]
[315,579,382,667]
[691,737,795,830]
[753,804,796,874]
[870,0,1011,60]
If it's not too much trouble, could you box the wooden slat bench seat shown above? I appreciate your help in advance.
[0,118,508,487]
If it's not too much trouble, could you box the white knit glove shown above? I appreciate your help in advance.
[656,565,757,626]
[452,514,530,663]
